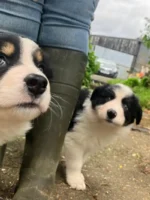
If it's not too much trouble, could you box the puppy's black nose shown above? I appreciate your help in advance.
[24,74,47,97]
[107,109,117,120]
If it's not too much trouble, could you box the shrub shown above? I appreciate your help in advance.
[108,77,140,88]
[140,76,150,87]
[123,78,140,88]
[133,86,150,109]
[82,42,100,87]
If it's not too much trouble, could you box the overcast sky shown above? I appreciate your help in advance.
[91,0,150,38]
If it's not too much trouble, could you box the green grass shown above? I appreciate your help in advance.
[108,79,125,85]
[133,86,150,109]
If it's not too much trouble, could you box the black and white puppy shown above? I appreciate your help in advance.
[63,83,142,190]
[0,33,52,146]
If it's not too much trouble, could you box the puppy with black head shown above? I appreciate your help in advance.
[63,83,142,190]
[0,33,52,146]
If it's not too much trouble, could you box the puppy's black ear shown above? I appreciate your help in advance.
[135,103,142,125]
[90,84,111,108]
[134,96,143,125]
[91,84,110,99]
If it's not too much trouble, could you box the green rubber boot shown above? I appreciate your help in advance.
[13,48,87,200]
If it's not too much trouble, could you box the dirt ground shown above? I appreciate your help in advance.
[0,112,150,200]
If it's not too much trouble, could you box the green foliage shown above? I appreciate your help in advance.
[123,78,140,87]
[142,18,150,49]
[109,77,140,88]
[142,35,150,49]
[82,42,100,87]
[108,78,124,85]
[140,76,150,87]
[108,77,150,109]
[133,86,150,109]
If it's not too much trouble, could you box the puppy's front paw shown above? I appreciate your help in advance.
[66,173,86,190]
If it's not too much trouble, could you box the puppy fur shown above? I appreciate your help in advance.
[63,83,142,190]
[0,33,52,145]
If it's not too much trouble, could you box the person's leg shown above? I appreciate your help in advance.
[13,0,99,199]
[0,0,44,41]
[0,0,44,165]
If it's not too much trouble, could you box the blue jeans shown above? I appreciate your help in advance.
[0,0,99,55]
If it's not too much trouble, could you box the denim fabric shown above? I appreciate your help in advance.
[0,0,43,41]
[0,0,99,54]
[38,0,99,54]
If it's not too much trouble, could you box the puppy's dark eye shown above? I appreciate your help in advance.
[0,55,7,67]
[106,97,111,101]
[37,63,45,72]
[123,104,128,111]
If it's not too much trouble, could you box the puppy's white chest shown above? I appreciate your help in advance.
[0,121,31,145]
